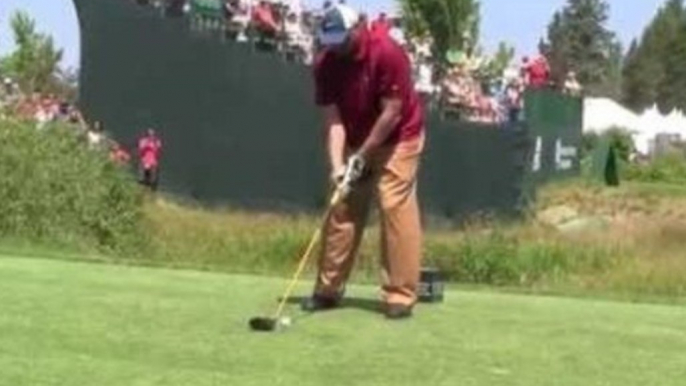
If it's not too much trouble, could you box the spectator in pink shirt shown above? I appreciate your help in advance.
[252,1,279,38]
[522,55,550,89]
[138,128,162,191]
[371,12,391,36]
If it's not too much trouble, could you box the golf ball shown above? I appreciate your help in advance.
[279,317,292,327]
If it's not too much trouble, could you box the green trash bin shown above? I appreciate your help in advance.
[591,136,620,186]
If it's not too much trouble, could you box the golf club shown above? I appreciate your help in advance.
[248,186,345,332]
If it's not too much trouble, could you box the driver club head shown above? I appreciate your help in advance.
[249,317,278,332]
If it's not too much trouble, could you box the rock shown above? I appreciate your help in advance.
[557,216,610,234]
[537,205,579,226]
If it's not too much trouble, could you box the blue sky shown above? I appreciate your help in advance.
[0,0,668,69]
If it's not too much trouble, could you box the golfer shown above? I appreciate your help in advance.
[302,4,425,319]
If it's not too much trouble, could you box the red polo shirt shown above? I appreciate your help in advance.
[314,29,424,149]
[138,135,162,170]
[527,57,550,88]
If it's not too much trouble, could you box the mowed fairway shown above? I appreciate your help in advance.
[1,256,685,386]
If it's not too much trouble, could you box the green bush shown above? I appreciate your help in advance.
[624,153,686,184]
[0,119,147,255]
[581,128,635,183]
[582,128,634,162]
[581,127,636,162]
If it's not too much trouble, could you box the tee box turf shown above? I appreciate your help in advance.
[418,267,444,303]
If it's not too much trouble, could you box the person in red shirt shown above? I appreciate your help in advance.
[138,128,162,191]
[523,54,550,89]
[251,1,279,38]
[370,12,391,36]
[110,141,131,166]
[303,4,425,319]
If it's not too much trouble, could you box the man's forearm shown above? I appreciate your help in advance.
[328,123,346,172]
[357,103,401,157]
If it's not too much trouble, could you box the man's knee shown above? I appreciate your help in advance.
[378,181,417,213]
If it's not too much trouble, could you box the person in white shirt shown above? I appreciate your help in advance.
[389,19,406,47]
[414,56,435,102]
[87,121,106,150]
[563,71,582,97]
[414,36,432,59]
[226,0,253,42]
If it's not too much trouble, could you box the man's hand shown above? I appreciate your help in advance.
[331,166,346,186]
[336,153,366,197]
[343,153,366,185]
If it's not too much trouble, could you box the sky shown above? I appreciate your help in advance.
[0,0,669,70]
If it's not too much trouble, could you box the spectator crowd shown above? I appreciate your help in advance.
[132,0,584,127]
[0,77,163,191]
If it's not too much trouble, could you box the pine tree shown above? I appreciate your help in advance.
[542,0,621,96]
[599,40,623,100]
[622,40,653,109]
[621,0,684,112]
[542,12,568,83]
[659,17,686,112]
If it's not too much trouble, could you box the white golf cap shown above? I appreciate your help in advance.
[317,4,359,47]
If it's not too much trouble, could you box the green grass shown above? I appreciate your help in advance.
[1,256,685,386]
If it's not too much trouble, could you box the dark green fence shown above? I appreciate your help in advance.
[525,89,583,183]
[73,0,580,222]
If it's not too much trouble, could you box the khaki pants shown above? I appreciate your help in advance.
[315,133,425,307]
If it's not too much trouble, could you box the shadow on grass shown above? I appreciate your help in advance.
[282,296,381,315]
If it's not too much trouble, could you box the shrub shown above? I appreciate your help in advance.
[624,153,686,184]
[0,119,147,255]
[581,128,635,182]
[582,127,635,161]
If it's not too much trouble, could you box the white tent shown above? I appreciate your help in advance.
[583,98,686,155]
[633,105,686,154]
[583,98,640,134]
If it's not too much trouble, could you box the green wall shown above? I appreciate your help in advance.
[525,89,583,183]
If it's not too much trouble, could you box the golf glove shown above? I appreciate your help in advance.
[338,153,366,196]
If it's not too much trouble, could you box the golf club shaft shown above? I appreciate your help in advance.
[272,189,343,319]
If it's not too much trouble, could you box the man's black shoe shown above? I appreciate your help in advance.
[301,295,341,312]
[384,304,413,320]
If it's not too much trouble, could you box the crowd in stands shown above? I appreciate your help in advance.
[134,0,319,63]
[130,0,584,127]
[1,79,85,129]
[437,54,546,124]
[0,76,163,191]
[420,51,584,124]
[2,0,582,147]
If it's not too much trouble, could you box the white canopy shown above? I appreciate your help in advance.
[583,98,686,155]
